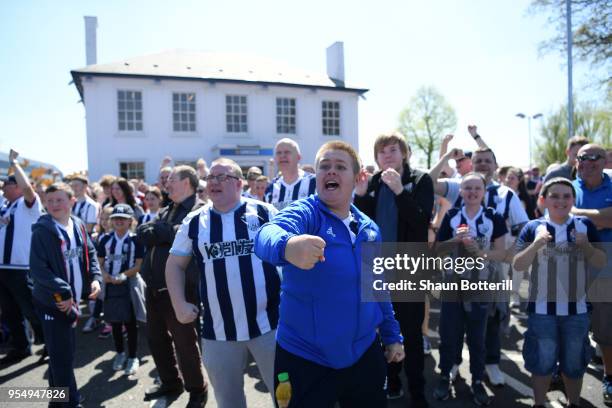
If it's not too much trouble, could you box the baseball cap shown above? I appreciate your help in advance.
[110,204,134,219]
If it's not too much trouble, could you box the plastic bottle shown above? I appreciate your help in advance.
[275,372,292,408]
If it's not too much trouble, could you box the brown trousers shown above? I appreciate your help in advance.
[146,288,207,392]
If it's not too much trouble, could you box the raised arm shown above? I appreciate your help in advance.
[9,149,36,204]
[467,125,490,150]
[429,148,464,196]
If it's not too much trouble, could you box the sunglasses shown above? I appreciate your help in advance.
[196,189,205,193]
[577,153,604,162]
[203,174,240,183]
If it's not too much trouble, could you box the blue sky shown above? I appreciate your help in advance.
[0,0,596,173]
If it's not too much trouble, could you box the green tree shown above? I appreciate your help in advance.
[398,86,457,168]
[535,100,611,169]
[529,0,611,85]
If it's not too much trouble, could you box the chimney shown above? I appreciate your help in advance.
[84,16,98,65]
[326,42,345,87]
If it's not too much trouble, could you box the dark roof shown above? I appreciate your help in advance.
[71,49,368,99]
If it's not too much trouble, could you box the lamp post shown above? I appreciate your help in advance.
[516,113,543,169]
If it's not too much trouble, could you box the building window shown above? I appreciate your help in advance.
[173,93,196,132]
[322,101,340,136]
[276,98,296,134]
[119,161,145,179]
[118,90,143,131]
[226,95,248,133]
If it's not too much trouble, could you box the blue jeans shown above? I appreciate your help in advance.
[439,301,489,381]
[522,313,592,379]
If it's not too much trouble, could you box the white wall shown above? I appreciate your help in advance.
[82,76,360,182]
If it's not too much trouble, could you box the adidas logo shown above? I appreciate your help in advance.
[44,314,54,321]
[326,227,336,238]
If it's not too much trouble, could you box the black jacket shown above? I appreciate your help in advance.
[30,214,102,309]
[354,163,434,243]
[135,194,203,298]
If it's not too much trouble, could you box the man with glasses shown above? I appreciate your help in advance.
[0,149,44,365]
[570,144,612,406]
[166,158,279,408]
[135,165,209,407]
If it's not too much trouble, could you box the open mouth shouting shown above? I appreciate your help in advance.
[324,180,340,191]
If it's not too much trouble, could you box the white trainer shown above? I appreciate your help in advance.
[485,364,505,386]
[124,358,139,376]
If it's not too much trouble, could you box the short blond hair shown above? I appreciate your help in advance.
[315,141,361,175]
[275,138,301,155]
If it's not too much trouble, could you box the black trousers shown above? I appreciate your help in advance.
[387,301,425,399]
[273,338,387,408]
[0,268,43,352]
[34,301,80,408]
[145,288,206,393]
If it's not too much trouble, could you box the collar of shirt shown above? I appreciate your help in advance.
[210,199,243,215]
[575,173,611,192]
[544,212,574,227]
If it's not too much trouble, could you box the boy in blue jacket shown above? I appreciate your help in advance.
[255,140,404,407]
[30,183,102,407]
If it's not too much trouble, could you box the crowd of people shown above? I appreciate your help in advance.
[0,129,610,408]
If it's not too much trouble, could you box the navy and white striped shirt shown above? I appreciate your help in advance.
[170,197,281,341]
[54,219,84,301]
[438,205,508,281]
[97,231,143,276]
[444,180,528,228]
[264,171,316,211]
[72,196,99,226]
[515,214,599,316]
[137,211,158,226]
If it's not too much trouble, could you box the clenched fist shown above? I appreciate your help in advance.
[285,235,326,270]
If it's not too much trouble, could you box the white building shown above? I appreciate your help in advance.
[71,17,368,182]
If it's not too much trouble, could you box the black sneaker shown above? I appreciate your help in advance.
[386,374,404,400]
[186,389,208,408]
[37,346,48,364]
[433,376,451,401]
[0,349,32,366]
[144,382,184,400]
[471,380,490,406]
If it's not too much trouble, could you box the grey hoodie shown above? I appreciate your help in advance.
[30,214,102,309]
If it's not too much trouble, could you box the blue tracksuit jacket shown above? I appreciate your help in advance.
[254,194,402,369]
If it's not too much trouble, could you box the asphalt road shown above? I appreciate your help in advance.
[0,302,608,408]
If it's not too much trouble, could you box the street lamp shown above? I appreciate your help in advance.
[516,113,543,169]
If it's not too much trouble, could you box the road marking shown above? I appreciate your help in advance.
[503,373,533,397]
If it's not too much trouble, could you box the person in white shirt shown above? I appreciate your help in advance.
[0,149,44,365]
[70,175,99,234]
